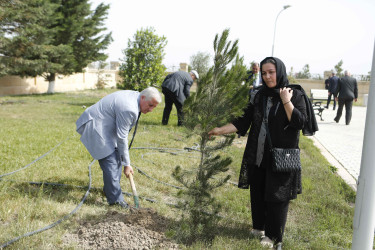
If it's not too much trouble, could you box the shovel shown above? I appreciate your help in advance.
[128,173,140,208]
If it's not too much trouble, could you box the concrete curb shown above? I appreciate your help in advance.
[311,135,357,191]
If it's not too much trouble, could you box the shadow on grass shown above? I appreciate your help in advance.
[9,178,106,205]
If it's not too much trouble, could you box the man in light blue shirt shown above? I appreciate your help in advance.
[76,87,162,208]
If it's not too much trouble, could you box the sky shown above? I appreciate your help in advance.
[90,0,375,76]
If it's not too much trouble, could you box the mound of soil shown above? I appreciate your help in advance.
[63,208,179,249]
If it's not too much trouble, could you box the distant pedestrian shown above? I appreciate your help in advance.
[161,70,199,126]
[334,70,358,125]
[326,71,339,110]
[324,76,330,90]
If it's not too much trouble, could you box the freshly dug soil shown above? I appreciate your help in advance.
[63,208,179,249]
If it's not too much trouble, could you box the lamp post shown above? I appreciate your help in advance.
[271,5,291,56]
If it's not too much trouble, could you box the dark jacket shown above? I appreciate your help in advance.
[161,71,193,104]
[230,56,318,202]
[328,75,339,94]
[335,75,358,100]
[232,86,307,201]
[325,78,330,90]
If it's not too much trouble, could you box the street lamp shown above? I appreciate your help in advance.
[271,5,291,56]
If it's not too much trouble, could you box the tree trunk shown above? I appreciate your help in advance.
[47,73,56,94]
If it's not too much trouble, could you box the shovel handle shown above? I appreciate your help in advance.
[129,173,138,197]
[128,173,139,208]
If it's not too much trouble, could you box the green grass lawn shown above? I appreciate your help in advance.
[0,89,356,249]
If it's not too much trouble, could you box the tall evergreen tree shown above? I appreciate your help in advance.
[0,0,112,93]
[172,29,249,243]
[0,0,67,78]
[118,27,167,91]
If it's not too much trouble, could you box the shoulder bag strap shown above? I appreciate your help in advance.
[263,96,273,149]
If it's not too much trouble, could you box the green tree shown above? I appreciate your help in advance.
[0,0,112,93]
[172,29,249,244]
[189,51,211,78]
[296,64,311,79]
[334,59,344,77]
[0,0,66,78]
[118,27,167,90]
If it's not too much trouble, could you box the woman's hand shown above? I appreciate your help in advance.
[208,127,221,139]
[280,87,293,104]
[208,124,238,139]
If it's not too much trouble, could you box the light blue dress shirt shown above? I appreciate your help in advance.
[76,90,140,166]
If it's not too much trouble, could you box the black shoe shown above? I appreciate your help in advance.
[110,201,129,209]
[334,118,339,123]
[325,106,328,109]
[333,108,336,110]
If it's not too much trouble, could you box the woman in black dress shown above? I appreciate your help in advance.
[209,57,317,249]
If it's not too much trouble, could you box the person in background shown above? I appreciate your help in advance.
[326,71,339,110]
[76,87,162,208]
[208,57,317,249]
[247,62,262,94]
[324,75,330,90]
[334,70,358,125]
[161,70,199,126]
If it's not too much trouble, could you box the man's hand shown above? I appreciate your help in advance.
[124,165,134,178]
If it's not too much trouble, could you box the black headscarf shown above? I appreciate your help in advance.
[259,57,289,98]
[258,57,318,135]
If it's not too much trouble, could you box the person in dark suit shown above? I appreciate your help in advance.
[161,70,199,126]
[334,70,358,125]
[324,76,330,90]
[326,71,339,110]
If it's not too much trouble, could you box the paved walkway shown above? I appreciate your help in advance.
[312,105,367,191]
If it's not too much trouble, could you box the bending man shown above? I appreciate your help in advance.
[76,87,162,208]
[161,70,199,126]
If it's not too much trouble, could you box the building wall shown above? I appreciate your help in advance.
[0,69,118,96]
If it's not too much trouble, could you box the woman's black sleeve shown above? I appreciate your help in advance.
[231,103,254,136]
[289,91,307,130]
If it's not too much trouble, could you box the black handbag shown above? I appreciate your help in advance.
[263,97,301,172]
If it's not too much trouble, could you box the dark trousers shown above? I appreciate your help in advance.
[326,93,336,109]
[250,166,289,243]
[98,149,124,204]
[334,98,353,125]
[162,87,183,126]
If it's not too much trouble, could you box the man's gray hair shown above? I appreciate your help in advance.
[344,70,350,76]
[140,87,162,103]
